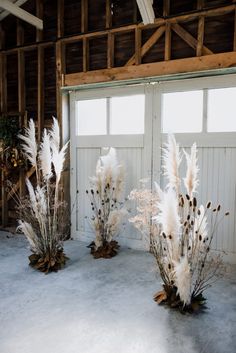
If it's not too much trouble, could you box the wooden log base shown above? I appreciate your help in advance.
[87,240,120,259]
[28,249,68,274]
[153,285,206,313]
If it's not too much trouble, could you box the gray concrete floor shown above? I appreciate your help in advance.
[0,232,236,353]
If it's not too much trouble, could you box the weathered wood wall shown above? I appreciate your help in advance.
[0,0,236,226]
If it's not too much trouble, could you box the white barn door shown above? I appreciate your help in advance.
[70,85,157,249]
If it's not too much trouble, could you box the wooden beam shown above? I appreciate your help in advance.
[37,46,44,141]
[81,0,88,33]
[135,27,142,65]
[82,38,89,72]
[57,0,64,38]
[64,51,236,86]
[0,23,5,50]
[172,23,213,55]
[163,0,170,17]
[107,32,114,68]
[196,16,205,56]
[0,0,43,30]
[36,0,43,42]
[18,49,25,202]
[106,0,112,29]
[126,25,165,65]
[56,42,64,135]
[16,19,24,46]
[0,0,28,20]
[234,7,236,51]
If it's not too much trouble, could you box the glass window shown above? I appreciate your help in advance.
[162,90,203,133]
[76,99,107,135]
[110,95,145,134]
[208,87,236,132]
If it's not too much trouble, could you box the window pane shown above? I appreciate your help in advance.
[208,87,236,132]
[76,99,107,135]
[110,95,145,134]
[162,90,203,133]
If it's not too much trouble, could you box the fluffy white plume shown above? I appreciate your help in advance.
[26,178,37,215]
[174,256,191,305]
[18,119,37,168]
[162,134,181,192]
[184,143,199,197]
[39,129,52,181]
[107,208,128,240]
[17,221,39,254]
[52,142,69,184]
[35,185,47,216]
[50,117,60,152]
[155,188,181,261]
[154,182,164,201]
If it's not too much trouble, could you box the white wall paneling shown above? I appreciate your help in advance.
[70,74,236,262]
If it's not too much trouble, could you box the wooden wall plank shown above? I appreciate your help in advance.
[57,0,64,38]
[81,0,88,33]
[37,45,44,140]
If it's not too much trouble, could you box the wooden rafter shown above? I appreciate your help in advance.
[172,23,213,55]
[0,0,43,30]
[234,7,236,51]
[164,1,171,61]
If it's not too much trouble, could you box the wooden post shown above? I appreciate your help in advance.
[106,0,112,29]
[56,42,64,135]
[164,0,171,60]
[81,0,88,33]
[37,46,44,141]
[196,0,205,57]
[107,32,114,68]
[234,7,236,51]
[0,53,7,226]
[57,0,64,38]
[17,19,24,46]
[83,38,89,72]
[135,27,141,65]
[0,23,5,50]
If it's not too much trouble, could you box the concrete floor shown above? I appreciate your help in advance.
[0,232,236,353]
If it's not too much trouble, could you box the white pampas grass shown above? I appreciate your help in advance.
[50,116,60,151]
[184,143,199,197]
[16,117,69,271]
[17,220,39,254]
[39,129,52,181]
[162,134,181,193]
[174,256,191,305]
[155,188,181,261]
[18,119,38,169]
[52,142,69,185]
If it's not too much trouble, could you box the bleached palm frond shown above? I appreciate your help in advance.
[17,220,39,254]
[174,255,191,305]
[39,129,52,181]
[52,142,69,184]
[18,119,37,168]
[184,143,199,197]
[162,134,181,192]
[50,116,60,152]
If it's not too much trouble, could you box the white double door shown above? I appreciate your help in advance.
[70,84,161,249]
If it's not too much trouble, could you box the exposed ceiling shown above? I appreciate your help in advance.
[0,0,43,29]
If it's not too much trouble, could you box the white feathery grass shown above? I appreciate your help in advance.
[174,256,191,305]
[184,143,199,197]
[25,178,37,215]
[50,116,60,152]
[39,129,52,181]
[18,119,38,169]
[162,134,181,193]
[17,220,40,254]
[155,188,181,261]
[52,142,69,185]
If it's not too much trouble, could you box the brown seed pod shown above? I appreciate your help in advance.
[206,201,211,209]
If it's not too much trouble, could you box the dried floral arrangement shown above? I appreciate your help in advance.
[86,148,127,259]
[129,135,229,312]
[15,118,69,273]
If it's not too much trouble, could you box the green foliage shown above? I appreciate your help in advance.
[0,116,20,146]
